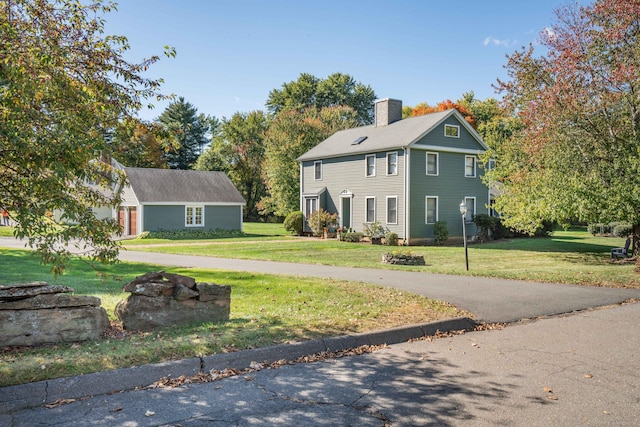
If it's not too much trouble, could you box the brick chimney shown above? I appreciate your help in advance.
[374,98,402,127]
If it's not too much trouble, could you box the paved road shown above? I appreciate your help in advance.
[3,237,640,425]
[116,249,640,323]
[4,303,639,426]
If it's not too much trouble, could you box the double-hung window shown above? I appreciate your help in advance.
[425,196,438,224]
[386,196,397,224]
[314,161,322,180]
[465,156,476,178]
[464,197,475,222]
[365,154,376,177]
[185,206,204,227]
[386,152,398,175]
[426,152,438,176]
[365,197,376,223]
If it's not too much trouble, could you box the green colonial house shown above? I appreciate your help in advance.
[297,98,490,245]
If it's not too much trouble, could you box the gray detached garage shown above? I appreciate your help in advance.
[119,168,246,236]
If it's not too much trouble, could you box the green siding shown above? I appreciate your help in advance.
[408,149,488,239]
[301,150,406,236]
[142,205,241,232]
[413,116,483,151]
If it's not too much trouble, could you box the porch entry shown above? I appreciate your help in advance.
[340,190,353,229]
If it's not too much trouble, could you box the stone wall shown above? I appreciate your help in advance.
[0,282,109,347]
[115,272,231,331]
[381,253,426,266]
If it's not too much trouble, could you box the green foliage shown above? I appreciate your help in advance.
[384,232,399,246]
[306,208,338,237]
[261,106,359,217]
[110,118,173,168]
[340,232,364,242]
[489,0,640,239]
[195,111,268,220]
[283,211,304,236]
[137,229,244,240]
[472,214,497,243]
[434,221,449,245]
[362,221,389,238]
[157,97,211,170]
[0,0,172,274]
[613,223,633,238]
[266,72,377,125]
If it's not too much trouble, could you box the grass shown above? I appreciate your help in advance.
[0,249,463,387]
[123,225,640,288]
[0,225,15,237]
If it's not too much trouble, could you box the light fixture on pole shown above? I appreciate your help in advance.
[459,200,469,271]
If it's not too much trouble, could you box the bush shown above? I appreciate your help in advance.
[384,231,399,246]
[307,208,338,237]
[341,232,363,242]
[283,211,304,236]
[587,223,609,236]
[492,218,510,240]
[613,223,633,238]
[137,228,244,240]
[472,214,497,243]
[363,221,389,238]
[434,221,449,245]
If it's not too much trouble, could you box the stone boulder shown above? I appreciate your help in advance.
[116,272,231,331]
[382,252,426,266]
[0,282,109,347]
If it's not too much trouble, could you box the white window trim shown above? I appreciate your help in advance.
[464,196,476,223]
[386,152,398,176]
[314,160,322,181]
[445,124,460,138]
[425,196,438,224]
[365,154,376,177]
[426,152,439,176]
[465,155,477,178]
[185,205,204,227]
[365,196,376,223]
[386,196,398,225]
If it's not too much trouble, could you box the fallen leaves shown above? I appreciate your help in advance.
[144,344,387,389]
[544,387,558,401]
[44,398,76,408]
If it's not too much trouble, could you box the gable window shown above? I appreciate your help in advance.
[426,152,439,176]
[185,206,204,227]
[386,152,398,176]
[445,124,460,138]
[464,197,476,222]
[365,154,376,177]
[386,196,398,224]
[465,156,476,177]
[425,196,438,224]
[314,161,322,180]
[365,196,376,223]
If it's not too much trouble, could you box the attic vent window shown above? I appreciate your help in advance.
[352,136,368,145]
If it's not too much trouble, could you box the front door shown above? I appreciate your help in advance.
[341,197,351,229]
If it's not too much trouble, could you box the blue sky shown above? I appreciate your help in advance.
[103,0,580,121]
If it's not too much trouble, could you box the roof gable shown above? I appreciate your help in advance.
[124,168,245,205]
[298,109,486,161]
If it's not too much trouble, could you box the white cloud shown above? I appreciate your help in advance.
[483,36,515,47]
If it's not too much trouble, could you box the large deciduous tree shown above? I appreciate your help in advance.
[0,0,172,274]
[110,118,174,169]
[157,97,211,169]
[195,111,268,220]
[489,0,640,253]
[266,72,377,125]
[261,106,359,217]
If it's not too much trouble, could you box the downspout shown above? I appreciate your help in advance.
[404,147,410,245]
[299,161,304,212]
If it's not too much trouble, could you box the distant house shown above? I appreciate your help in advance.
[118,167,245,236]
[297,98,490,245]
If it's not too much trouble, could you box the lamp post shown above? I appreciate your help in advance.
[459,200,469,271]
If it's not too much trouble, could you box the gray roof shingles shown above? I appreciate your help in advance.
[124,168,246,204]
[297,109,484,161]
